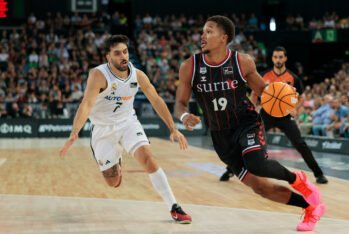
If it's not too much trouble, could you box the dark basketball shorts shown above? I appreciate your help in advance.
[211,120,268,181]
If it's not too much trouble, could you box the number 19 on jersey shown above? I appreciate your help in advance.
[212,97,227,111]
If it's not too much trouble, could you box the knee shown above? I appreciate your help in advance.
[244,160,264,176]
[106,176,122,188]
[138,154,158,173]
[102,164,122,188]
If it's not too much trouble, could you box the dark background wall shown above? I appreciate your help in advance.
[5,0,349,20]
[131,0,349,19]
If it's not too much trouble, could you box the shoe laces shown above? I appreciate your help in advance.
[301,207,319,223]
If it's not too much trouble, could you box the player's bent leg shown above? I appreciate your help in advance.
[242,149,296,183]
[242,173,292,204]
[102,163,122,188]
[243,150,322,207]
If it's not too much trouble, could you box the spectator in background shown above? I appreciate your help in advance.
[0,103,7,118]
[22,105,33,118]
[38,102,50,119]
[312,95,335,136]
[295,14,304,30]
[8,102,21,118]
[298,106,313,135]
[55,101,68,118]
[70,85,83,102]
[0,46,9,68]
[326,99,349,137]
[247,13,258,30]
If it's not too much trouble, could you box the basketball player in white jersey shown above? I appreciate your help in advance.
[59,35,192,224]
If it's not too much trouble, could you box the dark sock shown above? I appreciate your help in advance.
[287,192,309,209]
[288,172,297,184]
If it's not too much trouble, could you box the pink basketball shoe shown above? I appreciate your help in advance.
[297,203,326,231]
[291,171,321,206]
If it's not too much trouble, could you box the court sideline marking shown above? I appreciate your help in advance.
[0,158,7,167]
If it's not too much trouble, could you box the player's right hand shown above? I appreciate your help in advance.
[59,132,78,158]
[182,114,201,131]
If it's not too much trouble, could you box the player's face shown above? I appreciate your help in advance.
[201,21,227,53]
[107,43,129,72]
[272,51,287,69]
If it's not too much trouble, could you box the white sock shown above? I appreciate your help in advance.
[149,168,177,211]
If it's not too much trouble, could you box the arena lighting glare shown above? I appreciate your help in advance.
[269,17,276,31]
[0,0,9,18]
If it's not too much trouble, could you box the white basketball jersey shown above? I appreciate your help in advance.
[89,62,139,125]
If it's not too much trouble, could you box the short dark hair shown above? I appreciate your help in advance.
[104,34,129,54]
[273,46,287,56]
[206,15,235,44]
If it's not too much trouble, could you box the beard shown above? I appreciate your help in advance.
[110,59,128,72]
[274,63,284,69]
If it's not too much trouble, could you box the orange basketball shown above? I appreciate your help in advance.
[261,82,298,117]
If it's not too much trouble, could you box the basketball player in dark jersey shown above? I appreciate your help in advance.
[220,46,328,184]
[175,15,325,231]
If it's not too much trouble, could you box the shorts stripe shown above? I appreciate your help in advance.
[242,145,261,155]
[89,124,97,162]
[238,169,248,181]
[129,140,150,155]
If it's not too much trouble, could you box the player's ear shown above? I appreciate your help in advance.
[106,53,110,62]
[222,34,228,44]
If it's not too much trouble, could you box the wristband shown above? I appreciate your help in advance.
[180,112,190,122]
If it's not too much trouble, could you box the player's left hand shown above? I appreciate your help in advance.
[289,108,298,117]
[169,129,188,150]
[59,132,78,158]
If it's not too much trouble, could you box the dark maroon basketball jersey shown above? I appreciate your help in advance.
[191,50,258,130]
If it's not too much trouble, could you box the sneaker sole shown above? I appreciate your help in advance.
[176,219,192,224]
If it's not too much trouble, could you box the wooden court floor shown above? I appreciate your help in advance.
[0,138,348,233]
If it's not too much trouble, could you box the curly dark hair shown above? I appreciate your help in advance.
[206,15,235,44]
[104,34,129,54]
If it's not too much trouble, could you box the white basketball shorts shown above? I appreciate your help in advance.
[90,119,149,171]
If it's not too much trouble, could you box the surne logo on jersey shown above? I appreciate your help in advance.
[196,79,239,92]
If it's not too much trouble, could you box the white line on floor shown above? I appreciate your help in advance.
[0,158,7,166]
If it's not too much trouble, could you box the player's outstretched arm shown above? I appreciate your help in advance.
[59,69,105,158]
[239,53,266,97]
[174,57,201,131]
[136,69,188,150]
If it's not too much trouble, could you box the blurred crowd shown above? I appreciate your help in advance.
[294,63,349,138]
[1,11,349,139]
[0,11,115,119]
